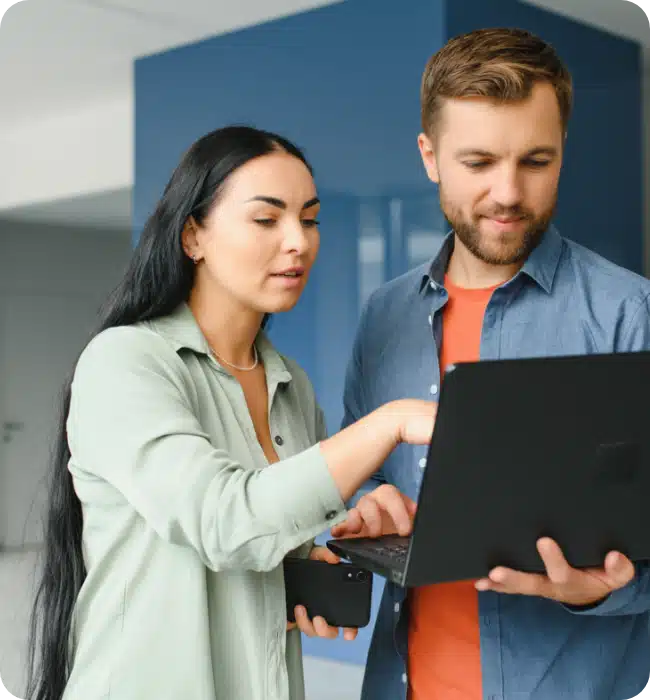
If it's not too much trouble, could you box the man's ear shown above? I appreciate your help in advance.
[418,132,440,184]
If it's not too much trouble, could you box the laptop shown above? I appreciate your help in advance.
[327,352,650,588]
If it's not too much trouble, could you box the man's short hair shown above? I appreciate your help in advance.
[421,27,573,138]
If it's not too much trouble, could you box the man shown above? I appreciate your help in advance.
[334,27,650,700]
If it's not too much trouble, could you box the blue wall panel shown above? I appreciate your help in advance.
[133,0,444,238]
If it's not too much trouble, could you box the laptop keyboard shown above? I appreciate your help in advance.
[364,540,409,565]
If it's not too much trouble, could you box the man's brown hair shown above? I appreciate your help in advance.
[421,28,573,138]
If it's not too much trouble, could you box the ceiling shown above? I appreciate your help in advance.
[529,0,649,49]
[1,0,647,230]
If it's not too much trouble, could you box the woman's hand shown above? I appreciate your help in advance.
[331,484,417,539]
[286,547,358,641]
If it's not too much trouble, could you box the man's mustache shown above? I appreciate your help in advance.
[479,206,533,219]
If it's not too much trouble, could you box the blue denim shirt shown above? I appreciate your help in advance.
[342,227,650,700]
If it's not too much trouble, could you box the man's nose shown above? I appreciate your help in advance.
[490,167,524,209]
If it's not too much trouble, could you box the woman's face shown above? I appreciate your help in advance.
[184,150,320,316]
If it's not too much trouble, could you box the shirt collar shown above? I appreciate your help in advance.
[419,226,563,295]
[519,225,563,294]
[148,303,292,383]
[419,231,454,294]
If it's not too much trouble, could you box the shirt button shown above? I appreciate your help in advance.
[325,510,338,521]
[402,673,408,684]
[419,458,426,469]
[429,384,438,395]
[394,602,400,613]
[274,435,284,446]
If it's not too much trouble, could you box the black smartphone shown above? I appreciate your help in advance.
[283,556,373,628]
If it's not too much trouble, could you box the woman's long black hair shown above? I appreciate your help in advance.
[25,125,312,700]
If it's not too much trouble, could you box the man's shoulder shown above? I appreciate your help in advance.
[562,237,650,302]
[364,262,430,317]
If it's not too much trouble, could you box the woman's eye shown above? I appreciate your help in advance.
[254,218,277,228]
[302,219,320,228]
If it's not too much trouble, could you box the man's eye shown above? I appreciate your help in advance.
[254,219,276,228]
[525,160,551,169]
[464,162,490,170]
[302,219,320,228]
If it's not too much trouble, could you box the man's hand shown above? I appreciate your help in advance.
[475,537,635,607]
[330,484,417,540]
[286,546,358,641]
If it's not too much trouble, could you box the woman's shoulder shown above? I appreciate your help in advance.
[74,323,187,387]
[81,324,170,362]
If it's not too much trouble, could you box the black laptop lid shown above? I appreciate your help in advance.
[404,352,650,587]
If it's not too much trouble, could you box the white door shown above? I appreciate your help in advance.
[0,294,100,549]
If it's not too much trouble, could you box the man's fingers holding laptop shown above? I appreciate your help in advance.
[475,537,635,606]
[331,485,417,539]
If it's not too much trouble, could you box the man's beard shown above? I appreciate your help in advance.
[440,187,557,266]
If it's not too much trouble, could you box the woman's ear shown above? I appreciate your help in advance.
[181,216,201,263]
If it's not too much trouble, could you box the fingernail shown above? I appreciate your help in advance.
[475,580,489,591]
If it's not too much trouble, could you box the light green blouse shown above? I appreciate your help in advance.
[63,304,347,700]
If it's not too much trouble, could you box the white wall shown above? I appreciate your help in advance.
[0,221,131,697]
[0,220,131,299]
[0,220,131,549]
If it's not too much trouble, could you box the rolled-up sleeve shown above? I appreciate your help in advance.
[67,327,346,573]
[563,563,650,617]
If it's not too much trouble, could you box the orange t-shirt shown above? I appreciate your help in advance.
[407,274,498,700]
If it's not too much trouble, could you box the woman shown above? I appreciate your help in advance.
[26,126,435,700]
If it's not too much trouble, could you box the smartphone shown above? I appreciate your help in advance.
[283,556,373,628]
